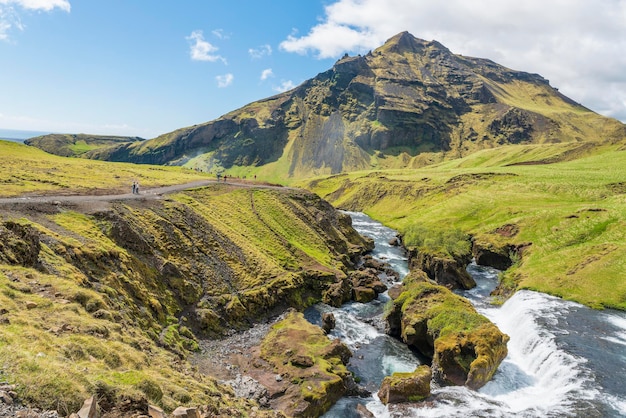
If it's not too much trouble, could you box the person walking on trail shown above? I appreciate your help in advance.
[132,181,140,195]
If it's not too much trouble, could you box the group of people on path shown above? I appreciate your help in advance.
[131,181,140,195]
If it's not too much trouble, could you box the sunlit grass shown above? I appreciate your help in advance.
[0,140,209,197]
[305,142,626,309]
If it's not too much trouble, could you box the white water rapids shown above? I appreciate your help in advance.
[308,212,626,418]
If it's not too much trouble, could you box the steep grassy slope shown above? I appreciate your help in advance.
[30,32,625,182]
[304,142,626,310]
[0,141,372,415]
[0,140,208,197]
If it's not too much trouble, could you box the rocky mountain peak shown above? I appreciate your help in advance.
[378,31,450,56]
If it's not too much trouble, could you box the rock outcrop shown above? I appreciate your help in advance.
[385,270,508,389]
[408,248,475,290]
[259,311,361,417]
[377,365,432,405]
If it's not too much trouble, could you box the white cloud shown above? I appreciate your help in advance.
[211,28,228,40]
[249,44,272,59]
[273,80,296,93]
[0,0,69,39]
[216,73,234,88]
[0,0,70,12]
[260,68,273,81]
[279,0,626,122]
[186,30,226,64]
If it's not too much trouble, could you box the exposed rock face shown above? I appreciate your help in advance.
[0,221,40,267]
[385,270,508,390]
[408,248,475,290]
[32,32,622,178]
[472,241,515,271]
[377,365,432,404]
[321,312,336,334]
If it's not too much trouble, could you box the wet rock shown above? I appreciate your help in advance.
[356,403,375,417]
[378,365,432,404]
[388,237,399,246]
[408,249,475,290]
[387,284,404,300]
[352,286,376,303]
[322,339,352,365]
[321,312,336,334]
[472,241,514,271]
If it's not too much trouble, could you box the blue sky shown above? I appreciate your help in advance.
[1,0,625,139]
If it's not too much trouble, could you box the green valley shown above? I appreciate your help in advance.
[304,140,626,310]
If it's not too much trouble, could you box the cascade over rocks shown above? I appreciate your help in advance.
[384,270,508,390]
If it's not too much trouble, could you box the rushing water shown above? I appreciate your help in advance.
[306,212,626,418]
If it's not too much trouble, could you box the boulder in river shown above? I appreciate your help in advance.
[384,270,509,389]
[377,365,432,404]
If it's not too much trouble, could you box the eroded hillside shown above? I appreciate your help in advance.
[0,184,372,415]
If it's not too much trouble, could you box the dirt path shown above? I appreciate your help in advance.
[0,179,290,206]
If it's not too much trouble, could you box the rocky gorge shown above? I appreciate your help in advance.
[0,181,511,417]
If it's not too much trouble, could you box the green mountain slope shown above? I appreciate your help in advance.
[30,31,625,181]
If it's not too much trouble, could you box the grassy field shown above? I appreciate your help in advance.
[304,141,626,310]
[0,140,209,197]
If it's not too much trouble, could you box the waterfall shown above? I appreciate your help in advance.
[318,213,626,418]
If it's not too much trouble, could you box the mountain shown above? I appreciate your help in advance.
[30,32,626,178]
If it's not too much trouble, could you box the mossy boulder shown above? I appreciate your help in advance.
[260,311,356,417]
[385,270,508,389]
[377,365,432,405]
[408,249,475,290]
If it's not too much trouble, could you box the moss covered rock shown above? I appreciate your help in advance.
[260,311,355,417]
[385,270,508,389]
[408,249,475,290]
[377,365,432,405]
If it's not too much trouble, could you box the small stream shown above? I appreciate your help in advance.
[305,212,626,417]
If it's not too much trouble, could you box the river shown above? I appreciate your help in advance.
[305,212,626,417]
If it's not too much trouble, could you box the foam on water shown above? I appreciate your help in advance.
[322,213,625,417]
[478,290,599,416]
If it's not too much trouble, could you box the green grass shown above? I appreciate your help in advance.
[0,140,210,197]
[305,142,626,310]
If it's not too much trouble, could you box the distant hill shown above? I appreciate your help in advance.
[25,133,144,157]
[29,32,626,178]
[0,128,53,142]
